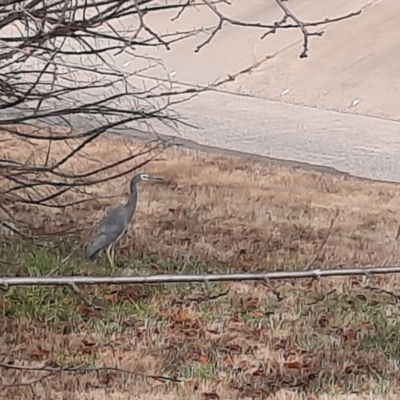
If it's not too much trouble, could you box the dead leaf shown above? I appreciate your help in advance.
[82,338,96,347]
[185,378,199,390]
[175,308,189,322]
[318,316,331,328]
[360,321,373,330]
[284,347,302,358]
[356,293,367,301]
[240,388,269,398]
[30,347,49,360]
[104,293,117,304]
[196,354,210,364]
[100,373,113,385]
[202,392,220,400]
[284,361,303,370]
[245,365,264,376]
[220,344,242,354]
[343,329,356,341]
[80,304,102,318]
[81,346,96,355]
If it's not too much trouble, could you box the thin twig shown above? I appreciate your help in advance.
[275,0,322,58]
[363,285,400,302]
[0,362,182,385]
[70,282,104,311]
[306,289,337,306]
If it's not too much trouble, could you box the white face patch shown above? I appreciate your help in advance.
[140,173,150,181]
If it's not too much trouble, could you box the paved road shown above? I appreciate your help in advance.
[3,91,400,185]
[166,91,400,184]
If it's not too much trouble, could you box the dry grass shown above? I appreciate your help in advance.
[2,129,400,399]
[3,128,400,267]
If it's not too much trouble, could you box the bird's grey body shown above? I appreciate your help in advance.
[85,204,134,261]
[85,173,161,266]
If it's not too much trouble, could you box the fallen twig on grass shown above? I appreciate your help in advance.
[172,288,230,305]
[0,361,182,392]
[70,282,104,310]
[306,289,337,306]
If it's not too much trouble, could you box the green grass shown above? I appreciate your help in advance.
[2,237,400,398]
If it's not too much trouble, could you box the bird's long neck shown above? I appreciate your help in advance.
[125,182,138,218]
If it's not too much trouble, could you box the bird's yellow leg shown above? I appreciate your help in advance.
[106,245,114,268]
[111,245,116,266]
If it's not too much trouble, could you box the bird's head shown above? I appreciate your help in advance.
[130,173,164,190]
[138,173,150,181]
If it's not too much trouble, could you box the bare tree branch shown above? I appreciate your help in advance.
[0,0,362,233]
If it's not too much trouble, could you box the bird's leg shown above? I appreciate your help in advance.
[110,242,119,267]
[110,244,116,267]
[112,242,124,268]
[106,245,115,268]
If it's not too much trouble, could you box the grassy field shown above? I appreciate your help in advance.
[2,131,400,399]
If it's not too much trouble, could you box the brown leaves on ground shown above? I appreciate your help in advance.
[1,282,398,399]
[2,280,400,399]
[2,129,400,399]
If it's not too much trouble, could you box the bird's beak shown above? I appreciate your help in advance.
[148,175,165,182]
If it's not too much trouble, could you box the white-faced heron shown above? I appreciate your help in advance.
[85,172,163,267]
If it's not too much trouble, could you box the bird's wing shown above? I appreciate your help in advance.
[85,206,128,260]
[95,206,127,237]
[85,233,113,260]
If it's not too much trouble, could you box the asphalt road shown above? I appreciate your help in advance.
[3,91,400,185]
[170,92,400,184]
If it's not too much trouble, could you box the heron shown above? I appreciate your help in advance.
[85,172,163,268]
